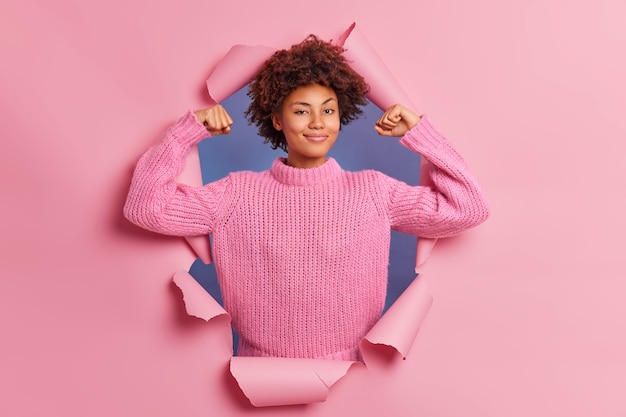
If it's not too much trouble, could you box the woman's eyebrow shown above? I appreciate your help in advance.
[290,98,337,107]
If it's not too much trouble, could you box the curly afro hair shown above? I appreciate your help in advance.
[245,35,370,152]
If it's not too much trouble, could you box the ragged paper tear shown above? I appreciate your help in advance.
[174,22,436,407]
[205,44,277,106]
[230,356,359,407]
[172,270,229,323]
[173,270,432,407]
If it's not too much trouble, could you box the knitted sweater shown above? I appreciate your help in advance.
[124,111,489,360]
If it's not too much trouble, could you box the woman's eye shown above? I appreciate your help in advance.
[323,109,335,114]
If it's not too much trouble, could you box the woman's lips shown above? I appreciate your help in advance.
[303,134,328,142]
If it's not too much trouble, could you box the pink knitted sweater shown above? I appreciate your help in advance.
[124,111,489,360]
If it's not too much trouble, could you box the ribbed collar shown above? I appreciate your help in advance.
[270,157,342,186]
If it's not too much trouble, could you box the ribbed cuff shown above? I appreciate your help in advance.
[399,115,448,154]
[168,110,212,148]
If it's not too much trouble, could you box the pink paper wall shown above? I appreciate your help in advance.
[2,0,625,416]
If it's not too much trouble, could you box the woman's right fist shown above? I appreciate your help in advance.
[194,105,234,135]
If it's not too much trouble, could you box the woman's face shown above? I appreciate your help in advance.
[272,83,340,168]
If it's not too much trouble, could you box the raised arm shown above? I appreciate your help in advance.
[123,106,234,236]
[375,104,490,238]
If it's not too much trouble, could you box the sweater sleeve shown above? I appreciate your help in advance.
[384,116,490,238]
[123,111,230,236]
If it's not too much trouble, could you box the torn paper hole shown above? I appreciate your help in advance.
[174,22,436,407]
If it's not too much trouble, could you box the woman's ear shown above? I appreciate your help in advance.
[271,113,282,131]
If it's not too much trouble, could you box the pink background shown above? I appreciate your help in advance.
[2,0,625,415]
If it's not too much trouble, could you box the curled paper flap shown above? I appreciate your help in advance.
[205,44,277,106]
[184,235,212,264]
[230,357,358,407]
[337,22,437,267]
[337,23,416,111]
[361,275,432,360]
[415,237,437,269]
[172,270,228,322]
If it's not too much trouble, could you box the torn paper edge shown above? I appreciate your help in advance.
[174,269,432,407]
[229,356,359,407]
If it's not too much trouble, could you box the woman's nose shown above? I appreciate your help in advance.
[309,114,324,129]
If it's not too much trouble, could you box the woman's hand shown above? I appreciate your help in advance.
[374,104,421,137]
[194,105,234,136]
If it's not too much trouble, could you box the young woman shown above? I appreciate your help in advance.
[124,35,489,361]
